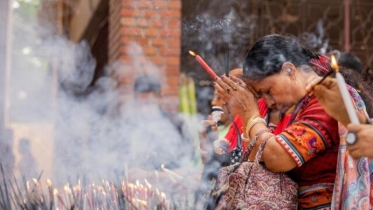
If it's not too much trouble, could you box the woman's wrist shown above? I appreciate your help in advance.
[246,117,267,136]
[242,112,261,132]
[249,121,269,138]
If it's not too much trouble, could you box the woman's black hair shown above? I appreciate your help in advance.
[243,34,373,117]
[243,34,319,81]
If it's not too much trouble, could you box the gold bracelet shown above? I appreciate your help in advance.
[245,117,267,137]
[243,113,261,132]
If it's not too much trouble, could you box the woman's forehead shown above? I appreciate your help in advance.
[248,77,273,92]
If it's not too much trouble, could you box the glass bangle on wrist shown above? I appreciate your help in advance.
[241,133,250,142]
[243,113,261,132]
[245,117,267,136]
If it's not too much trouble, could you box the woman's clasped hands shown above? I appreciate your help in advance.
[212,75,260,121]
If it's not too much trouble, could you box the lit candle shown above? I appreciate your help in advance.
[189,51,218,79]
[330,55,360,124]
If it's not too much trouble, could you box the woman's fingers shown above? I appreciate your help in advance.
[221,75,242,91]
[229,75,247,88]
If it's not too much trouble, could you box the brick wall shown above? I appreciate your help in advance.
[109,0,182,112]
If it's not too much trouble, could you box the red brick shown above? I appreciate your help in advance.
[149,56,165,65]
[154,1,168,9]
[144,10,158,18]
[138,1,153,8]
[120,17,136,26]
[117,65,140,75]
[121,36,136,44]
[164,67,179,75]
[168,38,180,47]
[122,0,136,8]
[119,55,133,62]
[152,38,166,47]
[168,19,180,28]
[167,76,180,85]
[166,57,180,66]
[151,20,164,28]
[161,10,181,19]
[161,29,181,37]
[120,27,142,36]
[160,48,180,56]
[121,9,140,17]
[137,18,148,27]
[145,28,159,37]
[169,1,181,9]
[137,37,148,45]
[163,86,179,95]
[120,46,126,53]
[143,47,157,55]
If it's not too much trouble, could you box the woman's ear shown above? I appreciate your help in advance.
[281,62,297,76]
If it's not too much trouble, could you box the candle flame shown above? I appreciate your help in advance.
[188,51,196,56]
[330,55,340,72]
[53,189,58,195]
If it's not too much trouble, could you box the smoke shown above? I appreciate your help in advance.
[299,19,330,54]
[3,0,198,194]
[182,1,255,76]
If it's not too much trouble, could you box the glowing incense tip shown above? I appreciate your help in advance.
[330,54,339,72]
[47,179,52,186]
[188,51,196,56]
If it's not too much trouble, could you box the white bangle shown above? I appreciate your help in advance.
[245,117,267,137]
[241,133,250,142]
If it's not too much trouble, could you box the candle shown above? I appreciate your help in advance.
[189,51,218,79]
[330,55,359,124]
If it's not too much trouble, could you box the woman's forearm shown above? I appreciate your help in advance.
[246,122,297,172]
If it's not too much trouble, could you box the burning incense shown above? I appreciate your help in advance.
[189,51,218,79]
[161,164,183,181]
